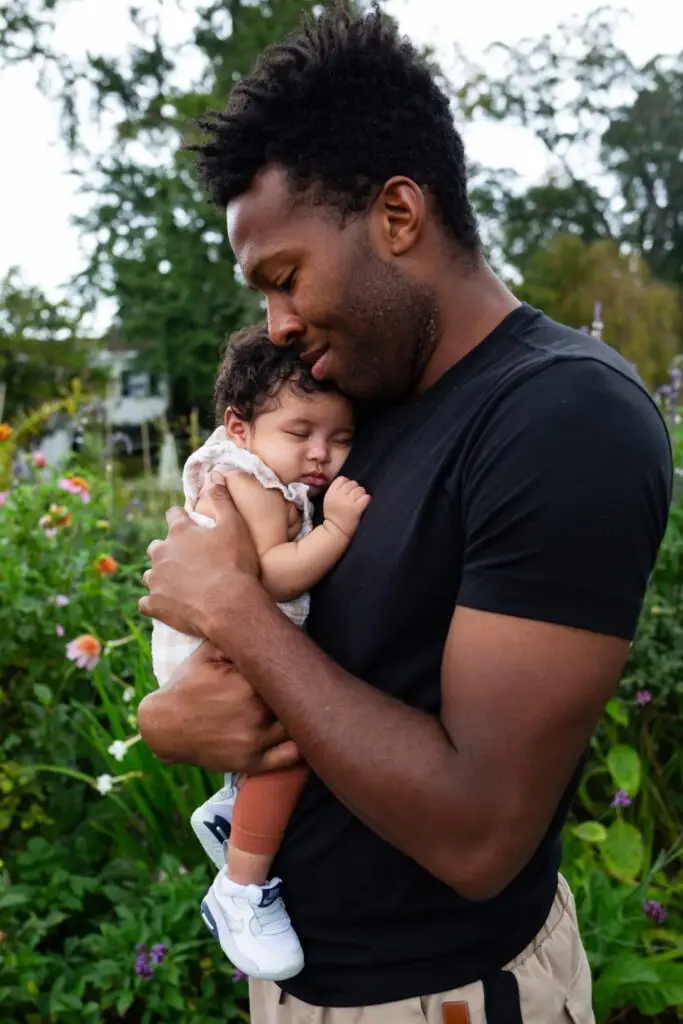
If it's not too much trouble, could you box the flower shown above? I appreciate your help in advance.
[158,869,168,883]
[32,451,46,468]
[65,634,102,671]
[95,774,114,795]
[134,945,154,979]
[94,554,119,576]
[55,624,65,638]
[233,968,247,982]
[107,733,141,761]
[40,505,72,532]
[611,789,632,808]
[122,686,135,703]
[643,899,666,925]
[53,594,69,607]
[150,943,168,965]
[178,864,188,876]
[0,424,12,441]
[58,474,90,503]
[0,491,9,507]
[636,690,652,706]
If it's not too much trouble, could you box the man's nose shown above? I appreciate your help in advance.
[267,297,305,347]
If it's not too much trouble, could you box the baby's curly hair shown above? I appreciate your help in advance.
[214,322,336,424]
[189,3,479,252]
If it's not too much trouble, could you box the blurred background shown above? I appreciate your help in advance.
[1,4,682,1023]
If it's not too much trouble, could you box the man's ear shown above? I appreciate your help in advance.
[224,409,249,447]
[371,176,425,258]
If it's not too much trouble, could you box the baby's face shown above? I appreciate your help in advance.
[239,384,355,495]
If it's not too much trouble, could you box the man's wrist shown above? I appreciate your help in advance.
[202,575,271,653]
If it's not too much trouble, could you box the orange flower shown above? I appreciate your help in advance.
[0,424,12,442]
[49,504,72,527]
[58,474,90,503]
[94,554,119,576]
[39,505,72,531]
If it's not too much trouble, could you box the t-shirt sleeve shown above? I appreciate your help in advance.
[455,359,673,639]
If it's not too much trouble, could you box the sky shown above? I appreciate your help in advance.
[1,0,681,323]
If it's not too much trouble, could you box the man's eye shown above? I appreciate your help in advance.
[277,270,297,292]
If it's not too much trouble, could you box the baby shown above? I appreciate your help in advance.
[151,322,370,981]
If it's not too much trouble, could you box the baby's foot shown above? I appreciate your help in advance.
[190,775,238,869]
[200,869,304,981]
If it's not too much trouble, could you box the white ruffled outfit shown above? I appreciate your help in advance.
[151,427,313,688]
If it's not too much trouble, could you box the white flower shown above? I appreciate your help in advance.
[108,740,128,762]
[122,686,135,704]
[95,774,114,795]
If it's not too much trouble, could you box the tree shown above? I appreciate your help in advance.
[460,9,683,291]
[0,268,103,420]
[518,235,680,386]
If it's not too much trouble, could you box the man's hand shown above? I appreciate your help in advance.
[139,473,261,637]
[137,642,300,774]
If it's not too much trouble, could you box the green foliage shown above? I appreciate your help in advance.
[517,235,681,386]
[0,269,105,421]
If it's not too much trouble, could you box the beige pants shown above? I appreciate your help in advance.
[249,875,594,1024]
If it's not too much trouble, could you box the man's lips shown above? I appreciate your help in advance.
[301,346,330,381]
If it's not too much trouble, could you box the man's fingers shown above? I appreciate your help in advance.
[165,505,187,527]
[258,718,289,752]
[141,568,151,590]
[146,538,163,560]
[257,740,302,773]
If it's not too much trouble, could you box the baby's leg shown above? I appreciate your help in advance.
[227,766,310,884]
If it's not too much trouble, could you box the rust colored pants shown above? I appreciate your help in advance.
[230,765,310,856]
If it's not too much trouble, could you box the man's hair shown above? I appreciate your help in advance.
[215,322,336,424]
[190,3,480,252]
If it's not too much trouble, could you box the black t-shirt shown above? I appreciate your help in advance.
[273,305,672,1008]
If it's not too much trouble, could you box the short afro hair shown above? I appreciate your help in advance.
[190,2,480,252]
[214,321,337,424]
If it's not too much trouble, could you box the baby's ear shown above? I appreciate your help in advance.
[224,408,248,447]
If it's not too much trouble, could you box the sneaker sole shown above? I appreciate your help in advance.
[200,889,304,982]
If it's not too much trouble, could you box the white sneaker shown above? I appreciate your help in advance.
[190,775,238,869]
[200,869,304,981]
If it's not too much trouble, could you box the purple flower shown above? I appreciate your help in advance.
[55,624,65,638]
[150,943,168,965]
[611,789,632,808]
[643,900,666,925]
[233,968,247,982]
[636,690,652,706]
[135,946,154,979]
[53,594,69,607]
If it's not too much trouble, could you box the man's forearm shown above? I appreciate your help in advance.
[204,582,506,898]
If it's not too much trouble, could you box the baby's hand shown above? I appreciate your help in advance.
[323,476,371,539]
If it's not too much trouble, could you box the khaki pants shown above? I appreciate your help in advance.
[249,875,594,1024]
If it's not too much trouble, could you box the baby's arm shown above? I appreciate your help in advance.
[196,472,369,603]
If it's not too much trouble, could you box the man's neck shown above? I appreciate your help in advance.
[419,261,521,394]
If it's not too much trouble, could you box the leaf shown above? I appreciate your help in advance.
[606,744,641,797]
[33,683,53,706]
[571,821,608,844]
[601,820,644,882]
[605,698,629,726]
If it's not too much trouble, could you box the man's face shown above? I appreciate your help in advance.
[227,167,438,401]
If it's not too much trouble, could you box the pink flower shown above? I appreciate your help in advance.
[65,634,102,671]
[636,690,652,706]
[32,451,47,468]
[0,491,9,507]
[54,594,70,607]
[58,475,90,503]
[55,624,65,638]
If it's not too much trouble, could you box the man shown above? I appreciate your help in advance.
[137,6,672,1023]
